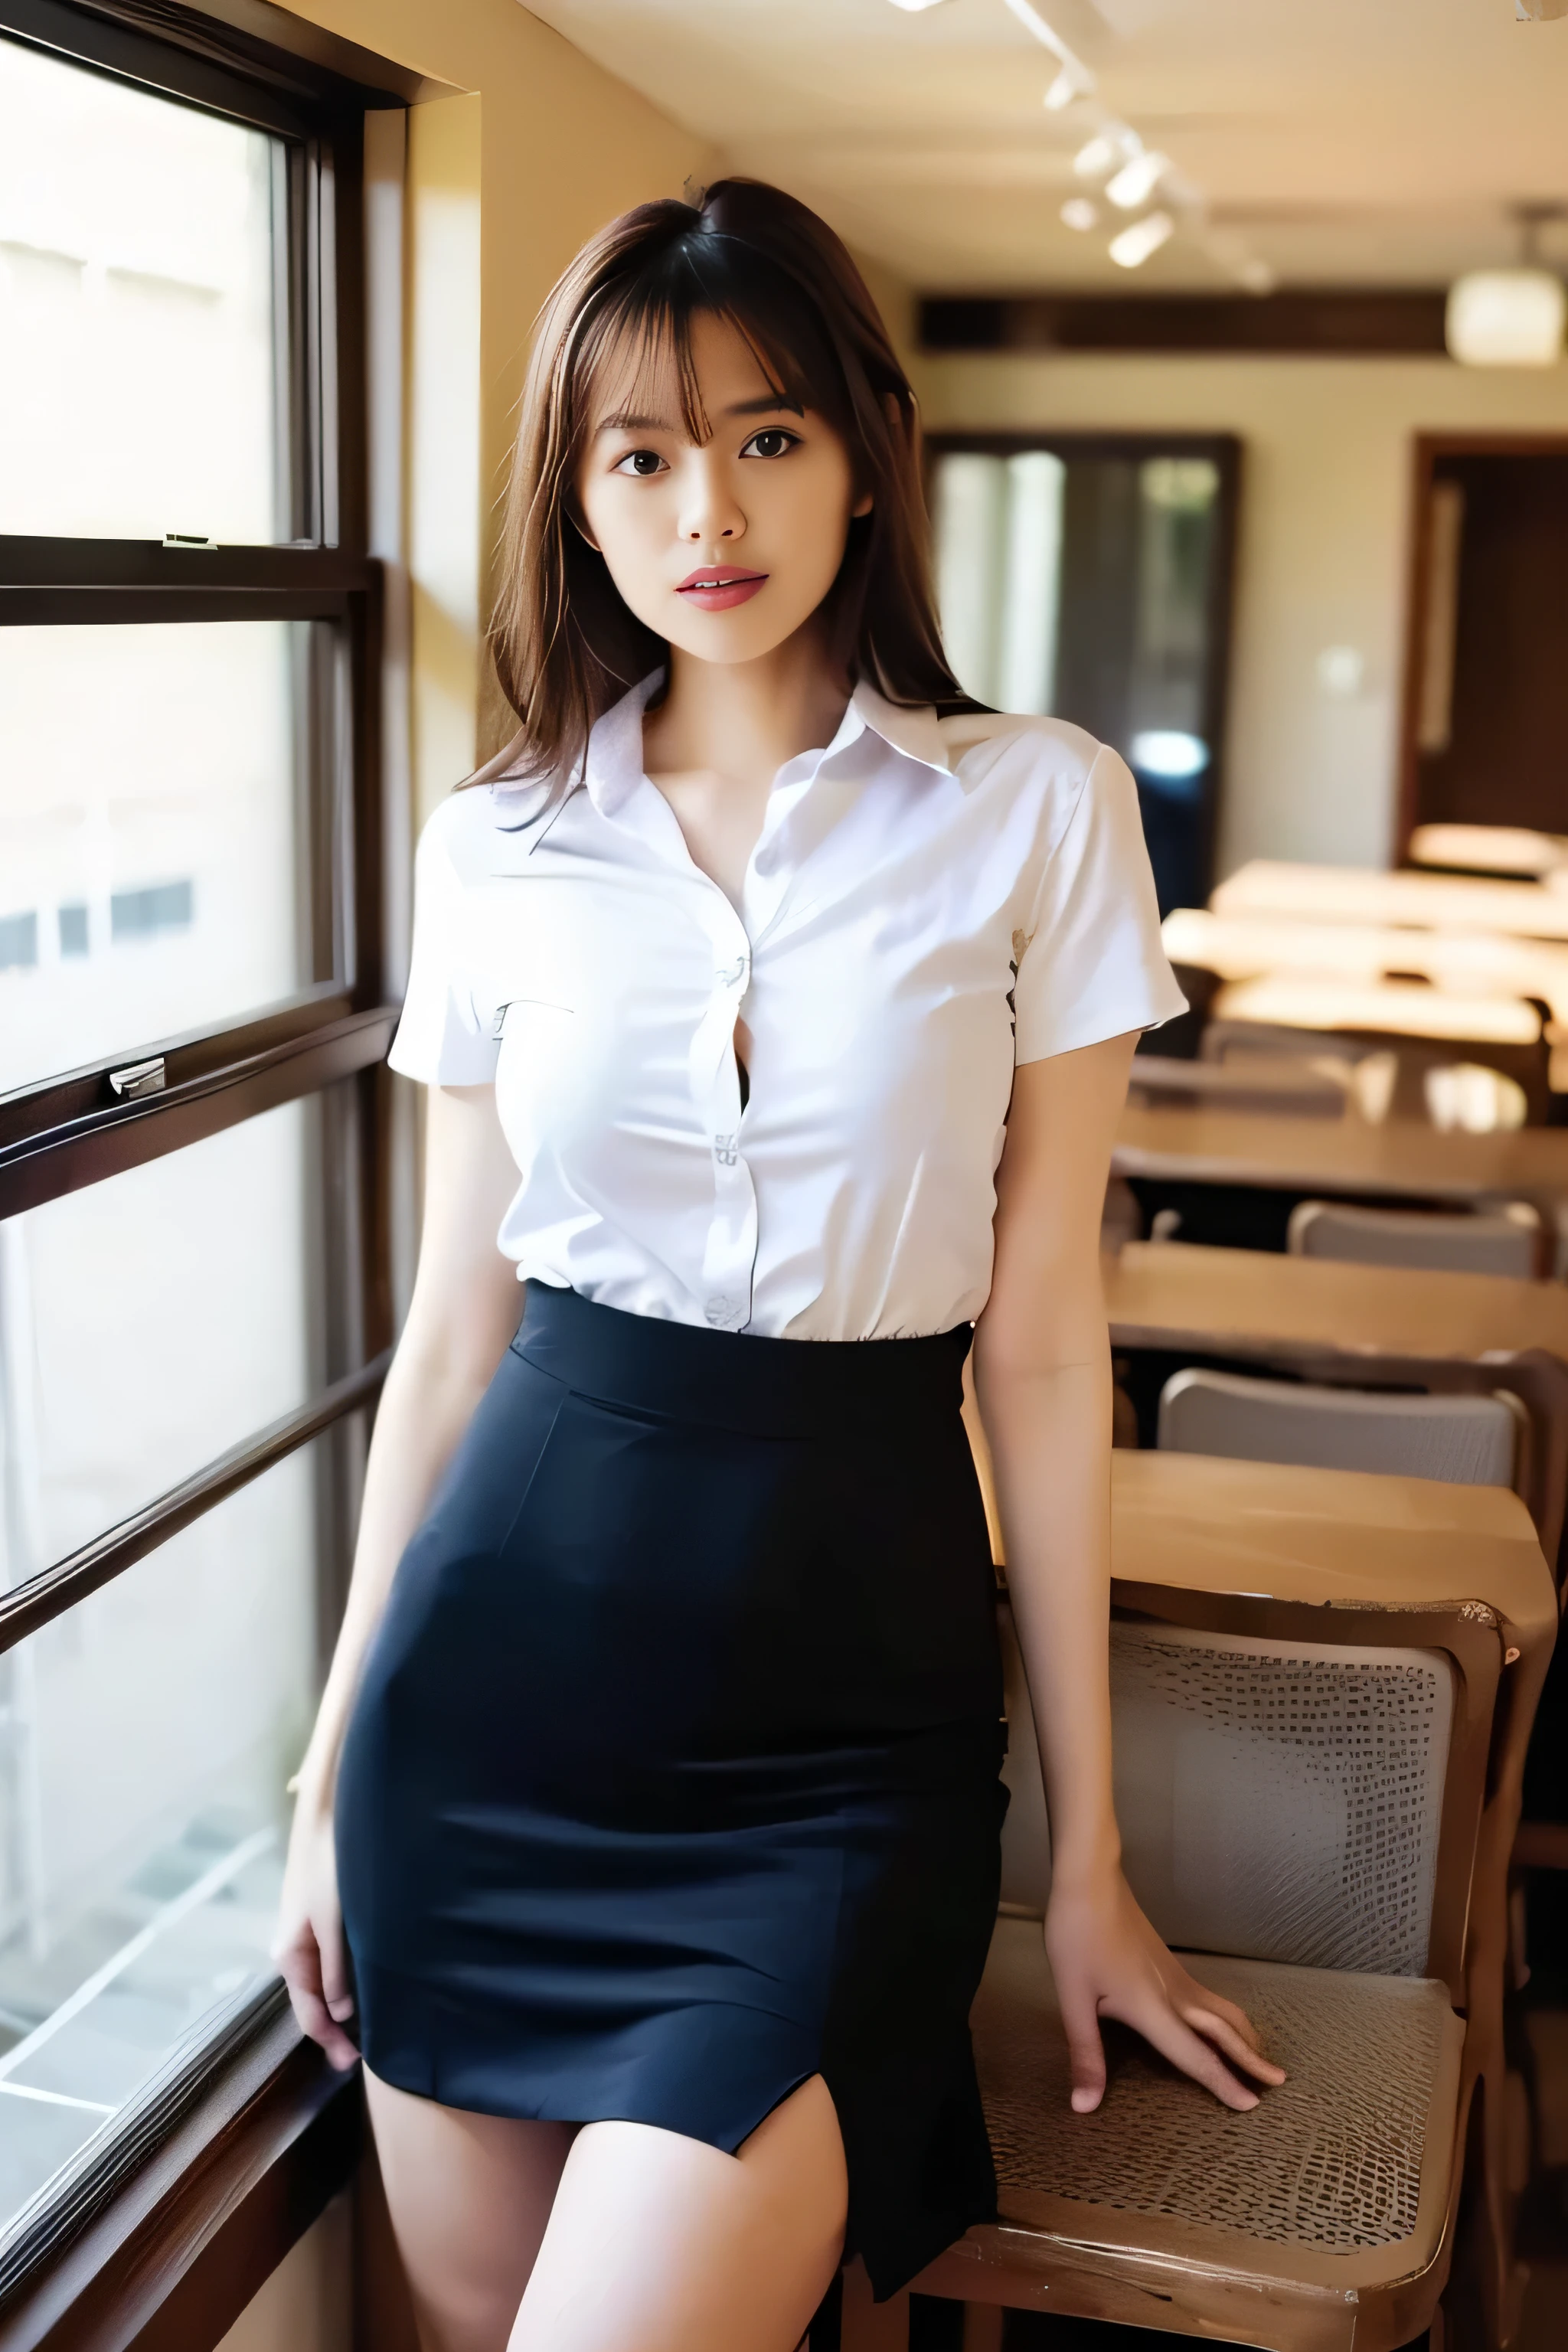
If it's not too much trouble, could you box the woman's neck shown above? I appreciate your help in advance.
[643,626,851,794]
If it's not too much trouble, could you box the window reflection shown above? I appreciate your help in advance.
[0,621,318,1095]
[0,1438,325,2242]
[0,1099,318,1586]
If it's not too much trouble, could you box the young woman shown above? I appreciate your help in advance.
[276,178,1282,2352]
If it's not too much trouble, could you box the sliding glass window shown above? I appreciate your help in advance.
[0,0,394,2280]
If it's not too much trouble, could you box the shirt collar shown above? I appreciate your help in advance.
[581,671,665,818]
[844,680,953,777]
[577,668,954,819]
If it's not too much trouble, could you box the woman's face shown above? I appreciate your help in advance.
[575,309,871,668]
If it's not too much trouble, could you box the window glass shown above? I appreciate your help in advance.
[0,1437,327,2241]
[0,621,319,1094]
[0,37,280,542]
[0,1099,319,1588]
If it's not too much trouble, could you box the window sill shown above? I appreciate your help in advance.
[0,1996,361,2352]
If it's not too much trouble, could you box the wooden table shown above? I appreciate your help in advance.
[1212,859,1568,942]
[1103,1240,1568,1573]
[1113,1099,1568,1253]
[1165,905,1568,1023]
[1408,822,1568,880]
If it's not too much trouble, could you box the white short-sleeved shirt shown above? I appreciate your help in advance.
[389,671,1185,1339]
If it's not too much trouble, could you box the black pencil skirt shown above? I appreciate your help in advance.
[335,1279,1007,2298]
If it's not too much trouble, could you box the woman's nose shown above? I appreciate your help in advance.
[678,454,745,545]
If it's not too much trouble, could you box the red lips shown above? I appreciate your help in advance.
[675,567,769,612]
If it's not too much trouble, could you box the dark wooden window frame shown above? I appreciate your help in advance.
[922,430,1242,909]
[0,2,416,2336]
[1393,430,1568,865]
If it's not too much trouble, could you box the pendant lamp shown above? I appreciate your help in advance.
[1447,207,1566,367]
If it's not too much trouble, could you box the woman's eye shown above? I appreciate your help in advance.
[612,449,668,477]
[742,428,799,460]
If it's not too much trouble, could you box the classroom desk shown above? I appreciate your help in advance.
[1208,973,1542,1046]
[1103,1239,1568,1573]
[1164,905,1568,1023]
[1113,1099,1568,1250]
[1408,822,1568,880]
[1212,859,1568,941]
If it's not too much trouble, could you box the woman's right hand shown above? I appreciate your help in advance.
[273,1798,360,2070]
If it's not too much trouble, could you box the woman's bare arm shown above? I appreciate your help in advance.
[972,1033,1285,2115]
[275,1082,524,2063]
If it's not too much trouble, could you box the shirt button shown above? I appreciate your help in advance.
[705,1297,739,1326]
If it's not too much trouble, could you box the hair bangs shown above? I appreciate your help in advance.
[573,248,836,466]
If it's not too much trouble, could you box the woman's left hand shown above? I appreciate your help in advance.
[1044,1863,1288,2115]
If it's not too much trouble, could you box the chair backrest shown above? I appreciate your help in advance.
[993,1456,1553,2015]
[1156,1366,1520,1488]
[1288,1196,1542,1279]
[1125,1053,1346,1119]
[998,1610,1456,1978]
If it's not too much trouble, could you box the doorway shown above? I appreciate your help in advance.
[1396,434,1568,854]
[926,433,1240,916]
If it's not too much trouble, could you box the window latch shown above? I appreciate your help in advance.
[107,1056,167,1100]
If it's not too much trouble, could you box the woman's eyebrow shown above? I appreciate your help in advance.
[596,409,676,436]
[594,392,804,437]
[725,394,805,418]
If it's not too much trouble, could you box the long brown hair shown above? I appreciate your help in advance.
[476,177,969,789]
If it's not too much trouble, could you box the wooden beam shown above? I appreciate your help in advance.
[920,290,1451,357]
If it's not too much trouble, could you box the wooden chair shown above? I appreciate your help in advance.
[1202,990,1552,1127]
[835,1455,1557,2352]
[1287,1198,1545,1280]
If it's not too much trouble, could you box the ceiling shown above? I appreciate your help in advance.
[521,0,1568,296]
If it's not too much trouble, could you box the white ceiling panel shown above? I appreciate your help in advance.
[521,0,1568,292]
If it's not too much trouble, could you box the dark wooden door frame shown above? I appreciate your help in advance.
[1393,431,1568,864]
[922,430,1243,909]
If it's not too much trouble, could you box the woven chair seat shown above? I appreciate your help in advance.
[971,1916,1462,2297]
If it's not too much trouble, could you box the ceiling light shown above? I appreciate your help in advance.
[1044,64,1091,109]
[1109,210,1174,270]
[884,0,951,11]
[1105,150,1168,211]
[1060,197,1099,231]
[1073,130,1135,180]
[1446,269,1565,365]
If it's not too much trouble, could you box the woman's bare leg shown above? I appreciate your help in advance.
[363,2066,575,2352]
[508,2073,848,2352]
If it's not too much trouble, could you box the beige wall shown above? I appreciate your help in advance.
[913,349,1568,879]
[290,1,722,815]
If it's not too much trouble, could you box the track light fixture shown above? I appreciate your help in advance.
[1105,150,1168,210]
[1109,211,1174,270]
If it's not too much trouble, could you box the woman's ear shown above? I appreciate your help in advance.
[851,486,874,519]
